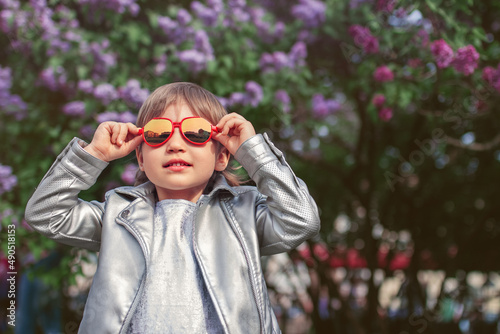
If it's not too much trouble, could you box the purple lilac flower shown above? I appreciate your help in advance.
[30,0,46,12]
[229,0,246,7]
[121,163,137,185]
[482,65,500,93]
[297,29,316,43]
[119,111,137,123]
[348,25,379,54]
[194,30,214,61]
[157,15,191,45]
[38,66,67,91]
[289,41,307,67]
[158,16,177,33]
[0,66,12,91]
[266,52,289,70]
[77,0,140,16]
[0,164,17,195]
[62,101,86,117]
[78,79,94,94]
[229,92,248,106]
[79,124,95,139]
[230,7,250,23]
[0,1,20,10]
[430,39,454,68]
[452,45,480,76]
[0,8,29,34]
[39,8,58,41]
[96,111,120,123]
[93,83,118,105]
[273,52,290,70]
[274,22,285,38]
[312,94,340,118]
[245,81,263,107]
[155,54,168,75]
[378,107,393,121]
[2,95,27,120]
[48,39,71,56]
[326,99,341,112]
[260,41,309,73]
[275,89,291,113]
[372,94,386,108]
[177,49,207,73]
[312,94,328,117]
[88,40,117,79]
[217,96,229,109]
[0,10,13,33]
[118,79,149,109]
[97,111,137,123]
[177,8,192,25]
[373,65,394,82]
[415,29,429,47]
[191,1,219,27]
[208,0,224,12]
[0,66,27,120]
[251,8,274,43]
[291,0,326,29]
[482,66,495,84]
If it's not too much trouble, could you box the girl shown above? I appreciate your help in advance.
[25,82,320,334]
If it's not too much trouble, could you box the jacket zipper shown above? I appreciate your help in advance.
[220,198,264,332]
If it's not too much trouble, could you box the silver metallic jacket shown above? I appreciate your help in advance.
[25,133,321,334]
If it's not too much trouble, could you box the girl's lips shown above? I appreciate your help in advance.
[165,164,190,172]
[163,160,192,171]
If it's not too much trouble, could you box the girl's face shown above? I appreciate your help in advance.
[136,102,229,202]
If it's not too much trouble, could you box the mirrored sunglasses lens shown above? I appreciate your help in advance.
[182,118,212,143]
[143,119,172,145]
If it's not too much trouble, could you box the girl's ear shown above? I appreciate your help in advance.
[136,147,145,171]
[215,147,230,172]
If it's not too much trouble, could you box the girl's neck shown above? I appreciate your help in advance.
[155,187,204,203]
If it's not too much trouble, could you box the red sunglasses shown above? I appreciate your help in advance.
[138,117,220,147]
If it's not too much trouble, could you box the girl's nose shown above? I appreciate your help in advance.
[165,128,185,152]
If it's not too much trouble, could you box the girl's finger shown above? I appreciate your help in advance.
[126,122,141,136]
[217,113,244,130]
[110,122,120,144]
[117,123,129,146]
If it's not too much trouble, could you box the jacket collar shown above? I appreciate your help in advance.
[114,173,238,202]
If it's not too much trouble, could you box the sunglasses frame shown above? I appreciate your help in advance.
[138,116,220,147]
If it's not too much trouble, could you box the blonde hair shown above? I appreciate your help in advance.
[135,82,243,187]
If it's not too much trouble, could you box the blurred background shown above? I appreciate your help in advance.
[1,0,500,333]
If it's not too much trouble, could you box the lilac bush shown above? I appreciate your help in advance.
[0,164,17,196]
[93,83,118,105]
[0,66,27,120]
[452,45,480,76]
[430,39,454,68]
[62,101,86,117]
[348,25,379,54]
[373,65,394,82]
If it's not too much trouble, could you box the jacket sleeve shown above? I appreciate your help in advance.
[24,138,109,252]
[234,133,321,256]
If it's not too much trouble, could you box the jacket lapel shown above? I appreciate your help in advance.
[114,182,157,261]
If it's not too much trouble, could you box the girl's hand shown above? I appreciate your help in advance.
[213,113,256,155]
[84,122,143,162]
